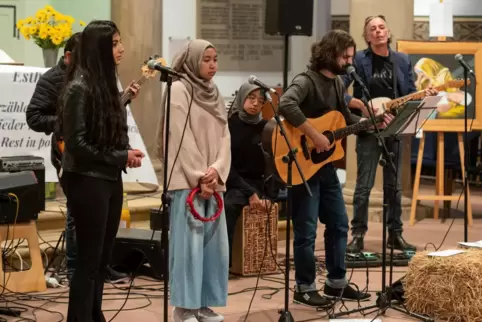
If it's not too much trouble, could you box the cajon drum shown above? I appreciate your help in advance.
[230,203,279,276]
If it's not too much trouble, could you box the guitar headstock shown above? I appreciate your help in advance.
[141,55,167,79]
[444,79,472,89]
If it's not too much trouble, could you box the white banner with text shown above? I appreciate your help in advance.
[0,64,158,187]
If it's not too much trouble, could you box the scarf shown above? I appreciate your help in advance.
[156,39,226,162]
[228,83,263,124]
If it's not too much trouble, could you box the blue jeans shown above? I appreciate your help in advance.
[169,190,229,309]
[65,206,77,281]
[351,134,403,236]
[291,164,348,292]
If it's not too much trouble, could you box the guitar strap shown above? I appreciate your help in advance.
[391,54,398,99]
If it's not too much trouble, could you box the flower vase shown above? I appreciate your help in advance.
[42,48,59,68]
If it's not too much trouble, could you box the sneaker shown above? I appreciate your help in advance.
[105,265,130,284]
[172,308,199,322]
[324,283,371,302]
[196,307,224,322]
[293,290,331,307]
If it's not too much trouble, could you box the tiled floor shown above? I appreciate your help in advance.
[6,217,481,322]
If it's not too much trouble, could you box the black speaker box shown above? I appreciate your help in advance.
[264,0,314,36]
[111,228,165,280]
[0,171,40,224]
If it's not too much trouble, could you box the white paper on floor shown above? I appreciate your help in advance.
[330,320,382,322]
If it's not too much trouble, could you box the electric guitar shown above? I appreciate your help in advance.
[262,80,469,185]
[57,55,167,154]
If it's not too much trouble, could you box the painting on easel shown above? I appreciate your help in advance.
[397,40,482,132]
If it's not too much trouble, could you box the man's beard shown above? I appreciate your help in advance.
[328,62,349,75]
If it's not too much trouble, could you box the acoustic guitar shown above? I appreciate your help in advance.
[57,55,167,154]
[262,79,469,185]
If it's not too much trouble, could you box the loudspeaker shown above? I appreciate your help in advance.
[110,228,165,280]
[264,0,313,36]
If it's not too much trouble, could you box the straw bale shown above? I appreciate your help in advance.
[403,249,482,322]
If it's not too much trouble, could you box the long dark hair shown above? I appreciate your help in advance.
[61,20,127,149]
[308,29,356,72]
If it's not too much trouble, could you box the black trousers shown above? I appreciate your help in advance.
[225,203,244,267]
[62,171,123,322]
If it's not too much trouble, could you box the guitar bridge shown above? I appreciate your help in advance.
[300,135,310,160]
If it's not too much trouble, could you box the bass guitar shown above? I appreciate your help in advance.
[262,78,469,186]
[57,55,167,154]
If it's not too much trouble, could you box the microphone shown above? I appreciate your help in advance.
[346,65,371,99]
[248,75,276,93]
[455,54,475,78]
[147,60,182,77]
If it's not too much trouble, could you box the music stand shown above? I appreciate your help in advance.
[332,97,441,322]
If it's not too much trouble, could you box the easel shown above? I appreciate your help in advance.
[410,132,473,225]
[409,28,473,226]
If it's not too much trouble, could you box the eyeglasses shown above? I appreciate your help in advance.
[247,94,265,104]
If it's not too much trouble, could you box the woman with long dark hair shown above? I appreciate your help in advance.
[58,20,144,321]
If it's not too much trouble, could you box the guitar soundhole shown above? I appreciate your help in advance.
[310,131,335,164]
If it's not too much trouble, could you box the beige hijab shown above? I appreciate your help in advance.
[156,39,226,162]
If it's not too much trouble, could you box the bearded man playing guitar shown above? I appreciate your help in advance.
[26,32,140,285]
[342,15,437,254]
[277,29,394,306]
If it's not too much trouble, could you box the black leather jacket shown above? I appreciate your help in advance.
[61,76,129,181]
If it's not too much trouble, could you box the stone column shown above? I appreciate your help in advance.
[343,0,414,224]
[111,0,163,187]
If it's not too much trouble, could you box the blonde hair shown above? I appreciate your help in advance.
[414,57,455,92]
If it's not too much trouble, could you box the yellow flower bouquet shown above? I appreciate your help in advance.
[17,5,85,66]
[17,5,85,49]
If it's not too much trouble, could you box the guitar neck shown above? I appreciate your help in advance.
[385,83,449,110]
[121,76,147,104]
[333,114,385,140]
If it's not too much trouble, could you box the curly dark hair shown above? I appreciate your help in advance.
[60,20,128,150]
[308,29,356,72]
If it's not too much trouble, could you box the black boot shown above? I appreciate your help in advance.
[387,233,416,251]
[346,236,364,254]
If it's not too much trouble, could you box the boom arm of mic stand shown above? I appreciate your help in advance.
[265,93,312,196]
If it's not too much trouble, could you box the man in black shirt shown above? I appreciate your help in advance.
[278,30,392,306]
[342,15,437,253]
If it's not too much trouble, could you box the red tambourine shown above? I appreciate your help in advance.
[186,187,224,222]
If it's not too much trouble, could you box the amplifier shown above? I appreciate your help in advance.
[0,171,39,224]
[0,156,45,212]
[111,228,165,280]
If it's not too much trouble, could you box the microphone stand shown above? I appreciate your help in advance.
[462,67,471,242]
[264,91,312,322]
[159,71,173,322]
[332,84,433,322]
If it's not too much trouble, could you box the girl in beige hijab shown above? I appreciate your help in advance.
[157,39,230,322]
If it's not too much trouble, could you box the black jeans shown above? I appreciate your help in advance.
[62,171,123,322]
[225,203,244,267]
[351,134,403,236]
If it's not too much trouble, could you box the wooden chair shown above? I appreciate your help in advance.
[0,221,46,293]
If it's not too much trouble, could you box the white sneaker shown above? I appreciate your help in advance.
[172,307,199,322]
[196,307,224,322]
